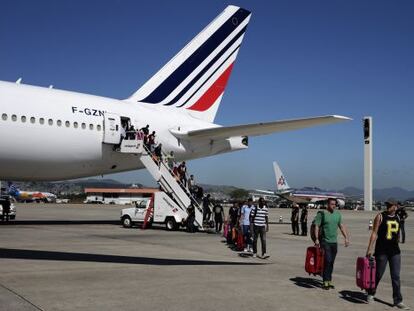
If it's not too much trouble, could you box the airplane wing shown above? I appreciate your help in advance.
[170,115,351,140]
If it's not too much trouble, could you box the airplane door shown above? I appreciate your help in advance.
[103,113,121,144]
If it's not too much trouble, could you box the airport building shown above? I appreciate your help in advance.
[84,188,159,205]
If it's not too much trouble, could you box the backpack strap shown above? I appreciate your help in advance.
[317,211,325,241]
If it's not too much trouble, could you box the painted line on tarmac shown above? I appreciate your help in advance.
[0,282,44,311]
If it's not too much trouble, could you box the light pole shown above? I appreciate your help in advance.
[364,117,373,211]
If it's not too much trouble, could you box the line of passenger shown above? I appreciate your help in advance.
[223,197,269,259]
[120,122,213,232]
[135,124,204,205]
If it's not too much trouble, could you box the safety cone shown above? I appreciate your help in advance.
[279,216,283,223]
[368,219,373,231]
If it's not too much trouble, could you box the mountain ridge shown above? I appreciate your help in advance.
[3,179,414,201]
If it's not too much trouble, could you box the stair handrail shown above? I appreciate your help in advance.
[141,142,204,214]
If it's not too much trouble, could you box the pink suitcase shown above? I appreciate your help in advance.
[356,256,376,290]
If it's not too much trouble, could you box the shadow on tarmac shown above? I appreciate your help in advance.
[0,248,266,266]
[290,277,323,289]
[338,290,394,307]
[338,290,367,304]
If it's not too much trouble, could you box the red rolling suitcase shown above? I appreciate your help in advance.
[305,246,324,276]
[356,256,376,290]
[223,221,229,238]
[236,229,245,251]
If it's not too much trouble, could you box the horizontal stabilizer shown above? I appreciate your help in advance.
[170,115,351,140]
[254,189,275,195]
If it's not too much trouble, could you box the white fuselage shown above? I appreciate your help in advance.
[0,81,247,181]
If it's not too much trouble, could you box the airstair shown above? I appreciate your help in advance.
[118,139,205,229]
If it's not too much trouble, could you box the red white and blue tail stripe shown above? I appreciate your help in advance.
[128,5,251,123]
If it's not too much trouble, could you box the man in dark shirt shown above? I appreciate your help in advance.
[196,186,204,202]
[178,162,188,188]
[186,204,196,233]
[228,203,239,228]
[300,205,308,236]
[147,131,156,152]
[140,124,150,135]
[202,194,211,222]
[154,143,162,164]
[227,203,239,245]
[213,202,225,233]
[396,206,408,244]
[291,204,300,235]
[366,199,409,309]
[127,125,135,140]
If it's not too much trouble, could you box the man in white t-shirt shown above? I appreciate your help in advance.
[241,198,254,252]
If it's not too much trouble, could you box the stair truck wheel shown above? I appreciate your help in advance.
[122,216,132,228]
[165,218,177,231]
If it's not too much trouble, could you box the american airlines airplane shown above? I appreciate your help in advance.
[0,6,350,182]
[258,162,347,207]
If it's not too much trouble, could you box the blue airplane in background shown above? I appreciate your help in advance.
[6,182,56,203]
[257,162,346,208]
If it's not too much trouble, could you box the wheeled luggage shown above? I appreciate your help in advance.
[223,221,229,238]
[305,246,324,276]
[356,256,376,290]
[236,228,245,251]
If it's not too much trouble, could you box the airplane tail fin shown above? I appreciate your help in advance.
[273,162,290,192]
[127,5,251,123]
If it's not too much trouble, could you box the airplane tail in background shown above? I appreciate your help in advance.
[273,162,290,192]
[128,5,251,123]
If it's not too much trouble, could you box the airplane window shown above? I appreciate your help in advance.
[48,119,53,125]
[39,118,45,125]
[21,116,26,123]
[1,113,7,121]
[12,114,17,121]
[65,121,70,127]
[97,124,102,131]
[89,124,94,130]
[30,117,36,124]
[81,123,86,129]
[57,120,62,127]
[74,122,78,128]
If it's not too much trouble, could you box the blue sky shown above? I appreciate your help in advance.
[1,1,413,190]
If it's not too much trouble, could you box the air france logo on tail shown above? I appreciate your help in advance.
[128,6,251,123]
[278,176,286,187]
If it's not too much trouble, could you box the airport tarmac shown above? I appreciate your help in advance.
[0,204,412,311]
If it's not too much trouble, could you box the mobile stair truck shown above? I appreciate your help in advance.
[121,192,189,230]
[118,138,205,231]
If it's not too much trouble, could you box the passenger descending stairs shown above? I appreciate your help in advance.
[119,139,204,229]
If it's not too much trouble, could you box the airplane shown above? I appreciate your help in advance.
[7,182,57,203]
[0,5,351,182]
[257,162,346,208]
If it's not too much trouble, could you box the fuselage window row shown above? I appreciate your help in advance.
[2,113,102,131]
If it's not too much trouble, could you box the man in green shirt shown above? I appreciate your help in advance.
[313,198,350,290]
